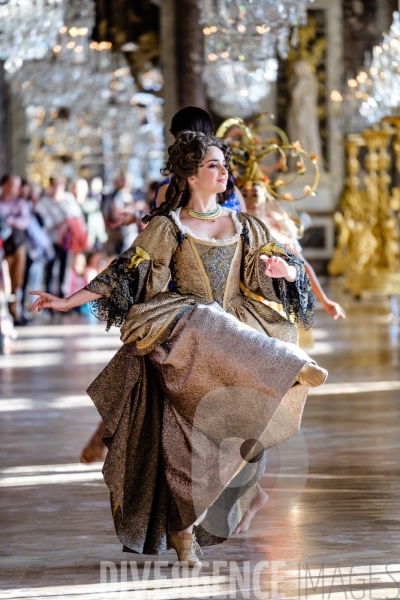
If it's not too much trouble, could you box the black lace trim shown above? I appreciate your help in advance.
[269,241,315,331]
[241,227,250,246]
[176,230,187,250]
[85,246,147,331]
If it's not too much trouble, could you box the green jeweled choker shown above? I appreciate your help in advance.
[187,204,222,220]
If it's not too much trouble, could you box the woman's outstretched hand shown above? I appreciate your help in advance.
[30,291,69,312]
[260,255,297,282]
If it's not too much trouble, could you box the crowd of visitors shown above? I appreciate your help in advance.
[0,172,153,338]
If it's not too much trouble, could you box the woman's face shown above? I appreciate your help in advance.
[241,183,267,211]
[188,146,228,194]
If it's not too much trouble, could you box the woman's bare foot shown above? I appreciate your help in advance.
[233,484,269,533]
[80,421,107,464]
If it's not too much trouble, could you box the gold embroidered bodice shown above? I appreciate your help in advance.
[169,234,242,312]
[192,241,238,307]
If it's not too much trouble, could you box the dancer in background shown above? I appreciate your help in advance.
[232,179,345,534]
[31,132,327,565]
[240,179,346,323]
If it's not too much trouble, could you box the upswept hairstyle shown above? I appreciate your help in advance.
[170,106,213,137]
[143,131,233,223]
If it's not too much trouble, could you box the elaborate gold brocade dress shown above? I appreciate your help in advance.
[85,208,315,554]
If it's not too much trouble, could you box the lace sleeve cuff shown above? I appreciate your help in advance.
[259,241,314,330]
[85,246,151,330]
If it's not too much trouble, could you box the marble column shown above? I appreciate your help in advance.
[8,92,26,177]
[174,0,207,109]
[160,0,178,143]
[376,0,397,40]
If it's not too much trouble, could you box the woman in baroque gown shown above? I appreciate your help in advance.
[31,131,327,566]
[78,106,245,465]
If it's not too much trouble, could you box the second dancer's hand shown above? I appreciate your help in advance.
[322,298,347,320]
[260,255,297,282]
[30,291,69,312]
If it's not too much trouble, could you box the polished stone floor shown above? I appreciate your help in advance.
[1,286,400,599]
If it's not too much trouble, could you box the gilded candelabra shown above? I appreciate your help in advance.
[329,122,400,296]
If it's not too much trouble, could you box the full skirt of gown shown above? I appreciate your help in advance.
[87,300,310,554]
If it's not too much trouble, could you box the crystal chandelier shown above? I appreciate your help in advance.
[200,0,313,59]
[7,0,117,113]
[341,11,400,131]
[4,0,160,184]
[199,0,314,117]
[0,0,64,74]
[204,53,278,118]
[9,34,139,181]
[366,11,400,119]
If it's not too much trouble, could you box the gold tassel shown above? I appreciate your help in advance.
[128,246,151,269]
[259,241,289,258]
